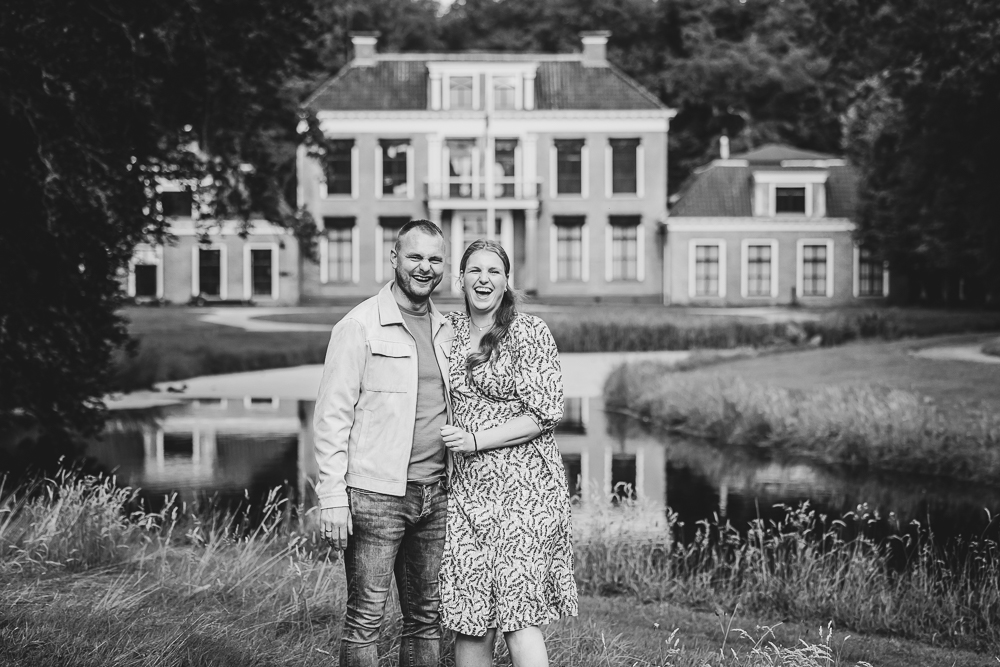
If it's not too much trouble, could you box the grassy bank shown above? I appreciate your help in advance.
[2,473,999,665]
[604,338,1000,484]
[114,305,1000,391]
[113,307,331,391]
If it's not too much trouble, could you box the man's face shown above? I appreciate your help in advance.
[391,230,446,304]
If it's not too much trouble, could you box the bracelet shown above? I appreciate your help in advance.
[472,432,479,453]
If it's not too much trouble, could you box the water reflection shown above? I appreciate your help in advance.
[87,395,1000,543]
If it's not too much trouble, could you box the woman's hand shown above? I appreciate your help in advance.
[441,425,477,455]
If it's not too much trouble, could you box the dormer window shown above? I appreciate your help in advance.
[752,170,827,217]
[428,63,537,111]
[449,76,474,110]
[775,187,806,214]
[493,76,517,110]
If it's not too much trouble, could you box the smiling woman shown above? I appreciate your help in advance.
[458,239,515,375]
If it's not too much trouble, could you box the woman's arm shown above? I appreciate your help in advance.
[441,416,541,455]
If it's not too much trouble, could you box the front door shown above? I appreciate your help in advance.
[451,211,515,294]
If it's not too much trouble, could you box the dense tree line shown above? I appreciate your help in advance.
[1,0,998,447]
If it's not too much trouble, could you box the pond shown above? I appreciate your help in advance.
[88,392,1000,545]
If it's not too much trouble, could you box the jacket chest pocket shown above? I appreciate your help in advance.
[364,339,414,392]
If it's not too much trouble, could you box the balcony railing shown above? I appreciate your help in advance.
[425,181,542,201]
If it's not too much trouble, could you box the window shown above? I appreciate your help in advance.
[610,138,640,195]
[134,264,158,297]
[323,217,355,283]
[493,139,517,198]
[561,453,582,499]
[380,139,409,197]
[743,243,776,297]
[555,140,584,195]
[449,76,474,110]
[695,245,721,296]
[323,139,354,196]
[553,216,585,281]
[775,187,806,214]
[493,76,517,110]
[688,241,726,298]
[130,244,161,299]
[447,138,478,198]
[611,454,637,502]
[161,189,193,218]
[856,246,885,297]
[556,397,587,434]
[609,216,640,281]
[250,248,274,298]
[379,217,409,282]
[245,396,279,409]
[198,247,222,298]
[163,433,194,459]
[798,241,833,297]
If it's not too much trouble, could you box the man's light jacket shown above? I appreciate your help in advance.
[313,282,455,510]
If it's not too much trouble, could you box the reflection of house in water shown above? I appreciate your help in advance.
[90,397,306,503]
[556,397,666,504]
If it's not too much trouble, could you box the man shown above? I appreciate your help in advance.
[314,219,453,667]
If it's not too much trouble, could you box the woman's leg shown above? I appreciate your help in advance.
[504,626,548,667]
[454,629,497,667]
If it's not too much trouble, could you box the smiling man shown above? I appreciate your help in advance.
[314,219,454,667]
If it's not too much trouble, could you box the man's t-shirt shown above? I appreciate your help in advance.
[399,306,448,483]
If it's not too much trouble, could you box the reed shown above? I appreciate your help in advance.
[604,363,1000,484]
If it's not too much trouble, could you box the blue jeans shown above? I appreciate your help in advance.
[340,481,447,667]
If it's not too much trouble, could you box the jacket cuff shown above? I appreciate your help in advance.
[318,493,349,510]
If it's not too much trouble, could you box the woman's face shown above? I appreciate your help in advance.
[462,249,508,317]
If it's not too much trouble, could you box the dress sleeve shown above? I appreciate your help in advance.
[513,316,564,433]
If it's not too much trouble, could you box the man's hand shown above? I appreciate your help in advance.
[321,506,352,550]
[441,425,477,455]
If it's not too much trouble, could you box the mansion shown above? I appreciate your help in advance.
[125,32,887,307]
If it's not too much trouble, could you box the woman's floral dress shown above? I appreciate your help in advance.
[440,311,578,636]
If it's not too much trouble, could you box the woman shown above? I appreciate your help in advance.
[439,239,578,667]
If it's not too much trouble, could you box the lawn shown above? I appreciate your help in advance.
[116,304,1000,391]
[113,307,333,391]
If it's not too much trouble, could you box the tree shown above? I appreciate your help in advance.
[841,0,1000,301]
[0,0,328,441]
[440,0,851,192]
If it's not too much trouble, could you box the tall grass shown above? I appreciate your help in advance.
[574,499,1000,651]
[604,362,1000,483]
[2,472,996,664]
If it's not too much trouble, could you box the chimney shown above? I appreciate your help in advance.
[720,134,730,160]
[580,31,611,67]
[350,32,379,66]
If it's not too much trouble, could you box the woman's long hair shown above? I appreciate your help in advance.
[460,239,521,382]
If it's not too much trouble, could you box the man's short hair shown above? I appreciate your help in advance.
[394,219,444,252]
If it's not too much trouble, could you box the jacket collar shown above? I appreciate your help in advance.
[377,281,450,335]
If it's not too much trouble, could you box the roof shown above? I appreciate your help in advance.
[670,164,754,217]
[671,144,859,218]
[306,55,666,111]
[730,143,840,164]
